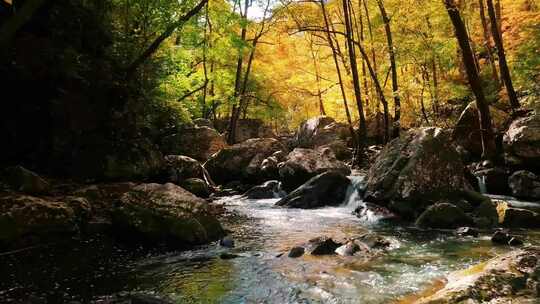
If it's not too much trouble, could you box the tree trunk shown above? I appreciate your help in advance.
[377,0,400,138]
[343,0,367,164]
[309,39,326,115]
[126,0,208,78]
[227,0,249,144]
[486,0,520,110]
[319,0,357,145]
[478,0,500,85]
[444,0,496,160]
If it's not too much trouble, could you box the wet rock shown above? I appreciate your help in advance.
[456,226,479,237]
[416,247,539,303]
[275,171,350,209]
[103,140,165,181]
[0,194,83,246]
[2,166,50,194]
[508,170,540,200]
[293,116,350,148]
[472,167,510,195]
[163,155,213,185]
[353,203,399,223]
[364,128,472,219]
[113,183,225,245]
[243,180,285,199]
[278,148,350,192]
[161,125,227,161]
[214,118,276,143]
[500,207,540,228]
[415,203,473,229]
[355,233,392,250]
[180,178,210,198]
[316,140,352,161]
[452,101,509,157]
[219,252,239,260]
[307,236,341,255]
[471,199,500,228]
[504,113,540,168]
[219,235,235,248]
[335,241,361,256]
[491,230,523,246]
[288,246,305,258]
[204,138,287,185]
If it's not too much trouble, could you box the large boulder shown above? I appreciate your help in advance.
[415,202,472,229]
[415,248,540,303]
[161,125,227,161]
[243,180,285,199]
[453,102,509,157]
[180,178,210,198]
[103,140,165,181]
[278,148,350,192]
[113,183,224,245]
[275,171,351,209]
[364,128,472,218]
[472,167,510,195]
[508,170,540,200]
[163,155,213,186]
[504,113,540,168]
[204,138,287,185]
[0,194,90,247]
[292,116,352,160]
[2,166,50,194]
[214,118,276,143]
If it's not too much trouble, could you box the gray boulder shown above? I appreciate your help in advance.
[161,125,227,161]
[364,127,472,218]
[509,170,540,200]
[113,183,224,245]
[243,180,285,199]
[504,113,540,168]
[204,138,287,185]
[275,171,351,209]
[415,203,473,229]
[278,148,350,192]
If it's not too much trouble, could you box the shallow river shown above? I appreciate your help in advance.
[1,189,539,303]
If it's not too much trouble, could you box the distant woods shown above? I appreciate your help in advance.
[0,0,539,161]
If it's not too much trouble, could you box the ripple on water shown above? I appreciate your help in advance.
[1,195,540,303]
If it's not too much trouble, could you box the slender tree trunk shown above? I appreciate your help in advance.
[486,0,520,110]
[431,57,440,117]
[309,39,326,115]
[343,0,367,164]
[377,0,400,138]
[479,0,500,85]
[126,0,208,78]
[319,0,357,145]
[228,0,249,144]
[444,0,496,160]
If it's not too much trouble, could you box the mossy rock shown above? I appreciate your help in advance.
[113,183,224,246]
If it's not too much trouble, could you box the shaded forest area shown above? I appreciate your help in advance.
[1,0,539,179]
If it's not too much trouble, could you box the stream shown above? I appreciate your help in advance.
[1,178,540,303]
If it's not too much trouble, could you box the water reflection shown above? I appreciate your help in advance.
[1,195,539,303]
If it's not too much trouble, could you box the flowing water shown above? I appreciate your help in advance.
[1,180,540,304]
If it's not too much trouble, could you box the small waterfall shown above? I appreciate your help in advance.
[477,175,487,194]
[344,175,366,208]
